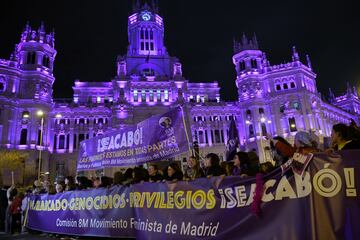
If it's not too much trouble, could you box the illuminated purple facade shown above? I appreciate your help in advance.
[1,3,359,178]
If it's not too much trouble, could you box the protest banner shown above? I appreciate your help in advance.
[77,106,190,170]
[27,151,360,239]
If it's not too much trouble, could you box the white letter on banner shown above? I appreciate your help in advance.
[275,176,297,200]
[120,133,127,148]
[295,171,312,198]
[262,179,276,202]
[115,134,121,149]
[313,163,342,197]
[128,131,133,147]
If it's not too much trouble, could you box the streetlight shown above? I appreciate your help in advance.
[37,110,44,180]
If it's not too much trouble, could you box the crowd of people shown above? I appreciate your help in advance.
[0,122,360,236]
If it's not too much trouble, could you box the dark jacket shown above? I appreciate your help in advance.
[342,140,360,150]
[149,173,163,182]
[166,171,183,181]
[204,165,225,177]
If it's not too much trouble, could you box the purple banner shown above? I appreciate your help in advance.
[27,151,360,239]
[77,107,190,170]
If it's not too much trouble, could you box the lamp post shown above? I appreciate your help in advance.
[37,110,44,180]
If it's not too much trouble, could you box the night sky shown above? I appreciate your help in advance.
[1,0,359,101]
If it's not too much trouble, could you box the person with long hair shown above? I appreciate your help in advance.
[184,156,204,179]
[204,153,225,177]
[166,163,183,181]
[232,151,250,177]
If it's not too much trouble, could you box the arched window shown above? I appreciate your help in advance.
[37,129,43,145]
[283,83,288,90]
[261,123,267,136]
[26,52,35,64]
[239,61,246,71]
[73,134,77,149]
[251,59,257,68]
[59,135,65,149]
[66,134,70,149]
[53,134,57,149]
[289,117,297,132]
[249,124,254,138]
[20,129,27,145]
[42,55,50,68]
[290,82,296,88]
[259,108,264,114]
[276,84,281,91]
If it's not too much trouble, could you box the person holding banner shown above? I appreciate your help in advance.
[148,164,164,182]
[184,156,204,179]
[166,163,183,181]
[204,153,225,177]
[232,151,250,177]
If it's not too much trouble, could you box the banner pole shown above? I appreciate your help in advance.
[180,105,192,153]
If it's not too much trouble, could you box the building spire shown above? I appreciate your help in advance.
[347,82,353,95]
[328,88,335,101]
[353,86,359,97]
[292,46,299,62]
[306,54,312,70]
[252,33,259,49]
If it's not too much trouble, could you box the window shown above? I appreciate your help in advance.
[149,89,154,101]
[150,42,154,51]
[59,135,65,149]
[261,123,267,136]
[276,84,281,91]
[249,124,254,138]
[214,130,221,143]
[150,29,153,39]
[73,134,77,149]
[283,83,288,90]
[26,52,36,64]
[290,82,296,88]
[164,90,169,101]
[251,59,257,68]
[157,89,161,102]
[0,81,5,92]
[198,131,204,144]
[140,29,144,39]
[141,90,146,102]
[145,42,149,50]
[37,129,43,145]
[239,61,246,71]
[280,105,286,113]
[78,134,85,147]
[20,129,27,145]
[289,117,297,132]
[259,108,264,114]
[42,55,50,68]
[134,90,138,102]
[53,134,57,149]
[293,102,300,110]
[145,29,149,39]
[141,42,144,50]
[66,134,70,149]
